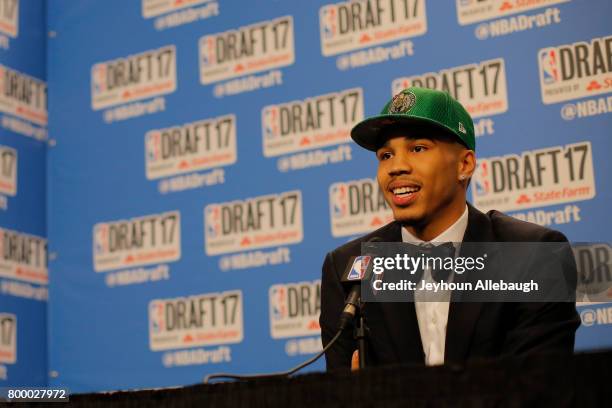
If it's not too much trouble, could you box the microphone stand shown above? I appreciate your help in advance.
[205,239,383,383]
[355,301,368,369]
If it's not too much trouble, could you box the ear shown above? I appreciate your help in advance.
[457,149,476,181]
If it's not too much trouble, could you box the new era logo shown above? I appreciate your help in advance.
[459,122,466,134]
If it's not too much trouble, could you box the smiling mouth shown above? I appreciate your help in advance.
[391,186,421,198]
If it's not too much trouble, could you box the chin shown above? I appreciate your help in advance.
[391,207,425,225]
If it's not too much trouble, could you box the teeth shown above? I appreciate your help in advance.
[392,186,419,195]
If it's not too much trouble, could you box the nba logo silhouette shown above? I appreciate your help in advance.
[474,161,491,196]
[92,64,106,94]
[348,256,371,280]
[321,6,337,39]
[201,37,216,66]
[149,301,165,333]
[263,107,279,139]
[147,132,161,162]
[331,184,347,218]
[539,49,559,85]
[94,224,108,254]
[205,206,221,238]
[271,286,287,320]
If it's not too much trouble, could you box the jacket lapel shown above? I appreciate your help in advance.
[444,203,494,363]
[374,221,426,364]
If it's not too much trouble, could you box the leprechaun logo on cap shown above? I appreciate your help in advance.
[389,91,416,114]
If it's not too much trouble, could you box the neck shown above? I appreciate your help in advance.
[403,196,466,242]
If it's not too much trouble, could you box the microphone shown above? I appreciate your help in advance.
[337,237,382,331]
[203,236,384,383]
[204,237,383,384]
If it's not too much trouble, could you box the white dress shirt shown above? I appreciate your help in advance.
[401,205,468,366]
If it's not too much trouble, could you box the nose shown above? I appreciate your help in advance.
[388,150,413,176]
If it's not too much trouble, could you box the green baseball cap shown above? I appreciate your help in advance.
[351,87,475,152]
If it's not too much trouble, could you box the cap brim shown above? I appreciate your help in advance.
[351,114,464,152]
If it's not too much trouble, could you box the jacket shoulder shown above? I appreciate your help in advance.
[487,209,568,242]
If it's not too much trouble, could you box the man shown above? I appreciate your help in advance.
[319,87,580,370]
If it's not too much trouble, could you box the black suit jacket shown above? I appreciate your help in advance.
[320,203,581,370]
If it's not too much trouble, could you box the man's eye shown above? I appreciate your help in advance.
[379,152,392,160]
[412,145,427,153]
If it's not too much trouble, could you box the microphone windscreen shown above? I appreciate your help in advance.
[340,236,383,284]
[341,256,373,284]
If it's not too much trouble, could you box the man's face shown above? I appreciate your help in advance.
[376,133,469,227]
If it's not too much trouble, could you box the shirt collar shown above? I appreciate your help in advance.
[401,204,469,245]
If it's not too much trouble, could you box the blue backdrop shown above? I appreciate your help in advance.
[0,0,47,388]
[37,0,612,392]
